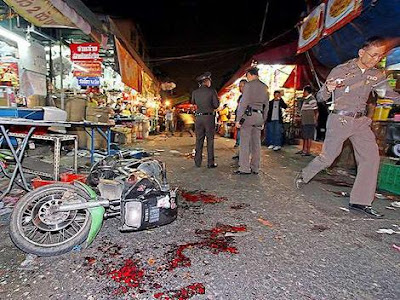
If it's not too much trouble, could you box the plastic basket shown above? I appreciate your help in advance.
[378,163,400,195]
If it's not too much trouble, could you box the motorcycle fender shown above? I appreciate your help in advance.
[85,206,105,247]
[74,181,105,247]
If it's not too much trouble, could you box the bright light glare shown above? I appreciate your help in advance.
[0,26,30,47]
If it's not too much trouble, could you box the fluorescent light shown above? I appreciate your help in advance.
[0,26,30,47]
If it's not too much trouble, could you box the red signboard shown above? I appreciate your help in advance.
[73,61,102,77]
[70,43,100,61]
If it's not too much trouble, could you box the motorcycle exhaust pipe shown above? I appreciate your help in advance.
[55,199,110,212]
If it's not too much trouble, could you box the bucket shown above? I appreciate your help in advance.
[373,105,391,121]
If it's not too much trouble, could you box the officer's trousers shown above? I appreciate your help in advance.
[239,114,264,173]
[194,115,215,167]
[302,114,379,206]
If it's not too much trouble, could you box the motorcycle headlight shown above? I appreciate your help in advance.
[124,201,143,228]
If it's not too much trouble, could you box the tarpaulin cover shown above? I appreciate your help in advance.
[312,0,400,68]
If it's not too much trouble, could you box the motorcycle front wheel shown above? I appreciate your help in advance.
[10,184,92,256]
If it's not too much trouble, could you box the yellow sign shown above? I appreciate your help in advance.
[4,0,76,28]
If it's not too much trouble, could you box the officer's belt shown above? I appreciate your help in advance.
[332,109,366,118]
[195,112,215,116]
[251,109,263,114]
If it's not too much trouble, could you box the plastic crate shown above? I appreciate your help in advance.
[378,163,400,195]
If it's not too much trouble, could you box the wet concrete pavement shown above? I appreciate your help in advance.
[0,134,399,300]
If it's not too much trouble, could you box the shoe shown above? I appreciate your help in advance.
[208,163,218,168]
[234,144,239,148]
[349,204,384,218]
[252,171,259,175]
[295,172,306,189]
[267,145,274,149]
[301,152,311,156]
[232,155,239,160]
[295,150,304,154]
[233,170,251,175]
[273,146,281,151]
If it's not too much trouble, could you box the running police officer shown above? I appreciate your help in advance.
[295,37,400,217]
[190,72,220,168]
[235,67,269,175]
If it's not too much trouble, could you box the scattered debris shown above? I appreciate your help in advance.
[376,229,400,235]
[386,206,396,210]
[392,244,400,252]
[339,207,350,212]
[391,202,400,208]
[311,224,330,232]
[230,203,250,210]
[180,190,227,204]
[375,193,387,200]
[19,254,38,270]
[169,150,181,154]
[257,218,273,228]
[326,190,350,197]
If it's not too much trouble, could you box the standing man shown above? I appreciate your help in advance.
[265,90,288,151]
[297,86,318,156]
[295,37,400,217]
[165,107,175,136]
[235,67,269,175]
[191,72,220,168]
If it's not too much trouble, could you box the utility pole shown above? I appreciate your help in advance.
[259,1,269,44]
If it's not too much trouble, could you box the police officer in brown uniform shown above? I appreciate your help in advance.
[235,67,269,174]
[190,72,220,168]
[296,37,400,217]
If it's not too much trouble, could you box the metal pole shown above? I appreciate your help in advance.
[59,34,65,110]
[259,1,270,44]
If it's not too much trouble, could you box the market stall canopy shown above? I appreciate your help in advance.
[218,41,330,96]
[3,0,106,44]
[311,0,400,68]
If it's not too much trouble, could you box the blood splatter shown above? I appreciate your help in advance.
[167,223,247,271]
[180,190,226,204]
[154,283,205,300]
[108,259,145,289]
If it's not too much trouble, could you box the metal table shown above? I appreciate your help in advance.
[68,121,113,165]
[8,132,78,180]
[0,118,71,199]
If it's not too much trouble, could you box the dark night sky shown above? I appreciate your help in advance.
[82,0,307,96]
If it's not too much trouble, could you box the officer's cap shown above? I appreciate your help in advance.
[196,71,212,82]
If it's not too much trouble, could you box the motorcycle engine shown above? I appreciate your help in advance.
[120,177,178,232]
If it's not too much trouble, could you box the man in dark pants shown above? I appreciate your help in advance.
[265,90,288,150]
[235,67,269,175]
[190,72,220,168]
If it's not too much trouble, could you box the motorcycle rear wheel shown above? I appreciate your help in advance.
[10,184,92,256]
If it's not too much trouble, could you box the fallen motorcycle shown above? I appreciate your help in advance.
[9,156,178,256]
